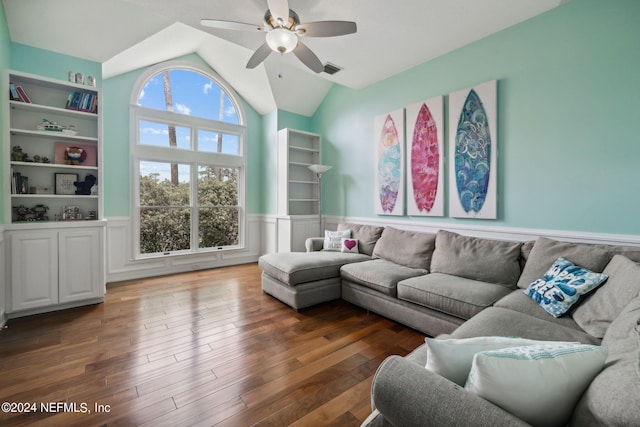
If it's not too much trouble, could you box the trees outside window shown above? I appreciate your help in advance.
[132,64,245,257]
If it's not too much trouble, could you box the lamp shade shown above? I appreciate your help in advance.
[308,164,332,174]
[266,28,298,54]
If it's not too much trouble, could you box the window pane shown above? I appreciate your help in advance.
[199,207,239,248]
[198,166,238,206]
[137,70,239,124]
[198,130,240,155]
[140,208,191,254]
[139,120,191,149]
[140,161,190,206]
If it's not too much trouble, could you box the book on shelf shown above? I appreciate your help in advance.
[9,83,32,103]
[11,171,29,194]
[65,91,98,113]
[9,83,20,100]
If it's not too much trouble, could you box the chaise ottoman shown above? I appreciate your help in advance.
[258,251,369,310]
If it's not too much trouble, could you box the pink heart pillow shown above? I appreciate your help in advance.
[341,238,359,253]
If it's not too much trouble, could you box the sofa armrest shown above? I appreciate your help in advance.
[305,237,324,252]
[371,356,530,427]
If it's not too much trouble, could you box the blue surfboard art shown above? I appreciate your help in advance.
[454,89,491,213]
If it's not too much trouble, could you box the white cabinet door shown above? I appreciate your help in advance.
[10,231,58,311]
[58,228,102,303]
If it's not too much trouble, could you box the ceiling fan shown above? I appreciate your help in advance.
[200,0,357,73]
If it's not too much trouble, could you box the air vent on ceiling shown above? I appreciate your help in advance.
[323,63,342,75]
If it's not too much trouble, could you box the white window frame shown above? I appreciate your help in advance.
[130,61,247,259]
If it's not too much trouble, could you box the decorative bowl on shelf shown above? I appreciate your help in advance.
[62,129,78,136]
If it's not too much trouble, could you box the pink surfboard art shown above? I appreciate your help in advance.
[411,103,439,212]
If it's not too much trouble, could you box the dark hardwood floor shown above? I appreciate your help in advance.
[0,263,424,426]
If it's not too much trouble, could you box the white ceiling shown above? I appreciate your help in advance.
[2,0,567,116]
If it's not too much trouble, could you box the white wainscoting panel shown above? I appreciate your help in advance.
[106,215,263,283]
[320,215,640,247]
[0,226,6,328]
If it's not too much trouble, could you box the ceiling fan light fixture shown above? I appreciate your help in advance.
[266,28,298,54]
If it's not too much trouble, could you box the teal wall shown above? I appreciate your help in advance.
[102,53,263,216]
[261,111,278,216]
[311,0,640,235]
[10,43,101,85]
[0,3,9,222]
[278,110,312,132]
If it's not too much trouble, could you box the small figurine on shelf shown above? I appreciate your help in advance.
[11,146,29,162]
[33,155,41,163]
[13,205,32,222]
[65,146,85,165]
[74,174,96,195]
[32,204,49,221]
[39,118,64,132]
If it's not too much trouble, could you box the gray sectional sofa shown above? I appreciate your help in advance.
[258,223,640,426]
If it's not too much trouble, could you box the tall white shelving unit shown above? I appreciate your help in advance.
[276,128,322,252]
[3,71,105,318]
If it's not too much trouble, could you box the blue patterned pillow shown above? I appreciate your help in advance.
[524,257,608,317]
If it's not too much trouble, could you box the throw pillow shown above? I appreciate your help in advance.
[465,343,608,427]
[572,254,640,338]
[340,238,359,253]
[323,229,351,251]
[524,257,608,317]
[517,237,611,289]
[424,336,577,386]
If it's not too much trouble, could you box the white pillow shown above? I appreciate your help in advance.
[341,238,359,253]
[425,336,577,386]
[464,343,608,427]
[323,229,350,251]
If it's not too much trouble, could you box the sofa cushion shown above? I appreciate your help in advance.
[258,252,369,286]
[425,336,576,387]
[430,230,522,287]
[340,259,427,297]
[337,223,384,256]
[465,343,607,427]
[571,294,640,426]
[517,237,612,289]
[572,254,640,338]
[494,290,584,331]
[452,307,601,345]
[520,241,535,271]
[372,227,436,270]
[523,257,608,318]
[397,273,512,320]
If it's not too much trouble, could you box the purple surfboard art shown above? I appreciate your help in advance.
[378,114,401,213]
[411,103,439,212]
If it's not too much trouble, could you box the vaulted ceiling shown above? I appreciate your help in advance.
[2,0,567,116]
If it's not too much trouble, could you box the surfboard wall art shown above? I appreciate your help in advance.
[448,80,497,219]
[406,97,444,217]
[374,109,404,215]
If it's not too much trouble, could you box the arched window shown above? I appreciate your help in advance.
[131,62,246,258]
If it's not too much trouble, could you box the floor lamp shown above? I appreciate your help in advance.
[308,164,332,234]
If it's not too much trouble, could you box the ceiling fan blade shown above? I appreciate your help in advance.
[246,43,272,69]
[296,21,357,37]
[293,41,324,73]
[267,0,290,23]
[201,19,264,32]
